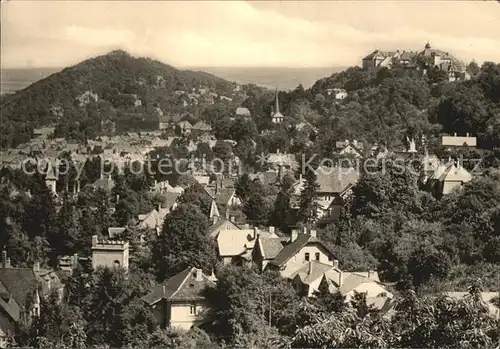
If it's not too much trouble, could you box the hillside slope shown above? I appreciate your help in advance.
[0,50,238,147]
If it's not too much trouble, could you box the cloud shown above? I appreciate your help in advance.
[63,25,136,47]
[1,0,499,68]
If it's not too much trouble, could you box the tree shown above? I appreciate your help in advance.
[313,279,346,313]
[177,182,211,215]
[297,168,319,224]
[243,191,269,225]
[152,204,216,280]
[235,173,252,203]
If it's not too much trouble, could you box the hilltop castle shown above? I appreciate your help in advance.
[362,42,470,82]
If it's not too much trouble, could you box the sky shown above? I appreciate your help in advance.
[1,0,500,69]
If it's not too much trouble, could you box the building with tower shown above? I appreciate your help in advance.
[91,235,129,272]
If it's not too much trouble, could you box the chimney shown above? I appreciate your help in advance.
[163,285,166,295]
[302,226,307,235]
[333,259,339,269]
[194,268,203,281]
[338,270,343,287]
[230,215,235,223]
[253,227,258,240]
[368,270,375,280]
[92,235,98,247]
[276,149,280,154]
[269,226,275,234]
[244,224,250,229]
[225,210,230,220]
[310,230,317,238]
[454,132,457,137]
[33,261,40,272]
[466,132,469,137]
[291,229,298,242]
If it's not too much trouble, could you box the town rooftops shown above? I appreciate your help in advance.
[141,267,215,305]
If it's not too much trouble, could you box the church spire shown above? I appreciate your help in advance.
[274,89,280,115]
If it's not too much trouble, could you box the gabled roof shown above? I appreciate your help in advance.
[315,166,360,194]
[141,267,215,305]
[290,261,335,285]
[257,236,284,260]
[209,199,220,218]
[209,218,240,239]
[192,121,212,131]
[269,234,336,267]
[204,187,236,207]
[438,163,472,183]
[217,229,255,257]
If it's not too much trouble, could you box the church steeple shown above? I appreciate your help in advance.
[274,89,280,115]
[425,41,431,49]
[271,88,284,123]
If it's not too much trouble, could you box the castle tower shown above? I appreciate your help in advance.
[91,235,129,272]
[271,89,284,124]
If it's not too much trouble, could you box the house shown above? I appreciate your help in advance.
[177,121,193,135]
[204,185,241,208]
[137,208,169,232]
[0,251,63,348]
[266,228,338,278]
[252,226,286,271]
[290,260,393,311]
[293,166,360,219]
[32,127,55,139]
[90,174,115,192]
[426,159,472,197]
[191,121,212,136]
[441,133,477,149]
[266,151,299,171]
[215,226,280,266]
[326,88,348,100]
[141,267,216,330]
[91,235,129,272]
[236,107,251,117]
[271,89,285,124]
[336,140,364,158]
[362,50,400,71]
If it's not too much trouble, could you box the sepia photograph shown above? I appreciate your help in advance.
[0,0,500,348]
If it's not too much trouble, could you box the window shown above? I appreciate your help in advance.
[190,305,197,315]
[315,253,320,261]
[304,253,310,262]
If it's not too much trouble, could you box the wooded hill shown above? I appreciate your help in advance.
[0,50,239,147]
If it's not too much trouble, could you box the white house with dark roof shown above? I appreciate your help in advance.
[141,267,216,330]
[236,107,251,117]
[266,228,337,278]
[336,140,364,158]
